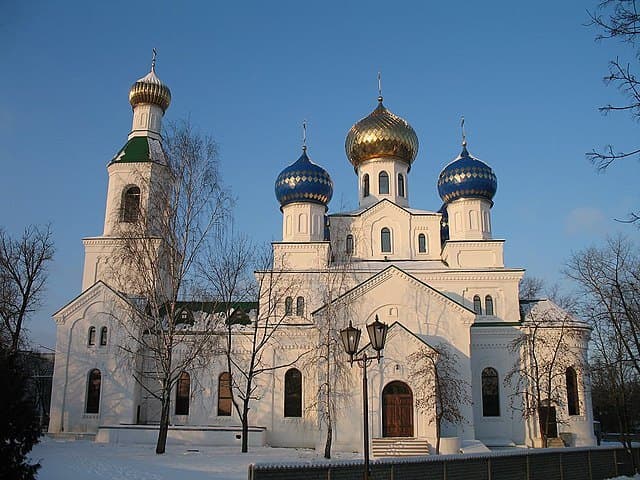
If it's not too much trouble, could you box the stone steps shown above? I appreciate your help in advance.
[371,437,430,457]
[546,437,565,448]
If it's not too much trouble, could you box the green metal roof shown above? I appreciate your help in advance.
[111,136,167,165]
[111,136,151,164]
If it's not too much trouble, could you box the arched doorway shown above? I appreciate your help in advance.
[382,381,414,437]
[539,399,558,438]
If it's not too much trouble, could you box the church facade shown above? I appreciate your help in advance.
[48,60,596,453]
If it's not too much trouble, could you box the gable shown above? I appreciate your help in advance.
[52,280,132,325]
[313,265,474,317]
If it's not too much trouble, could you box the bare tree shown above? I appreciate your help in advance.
[0,225,54,353]
[505,300,588,448]
[565,236,640,377]
[201,244,311,453]
[587,0,640,220]
[565,236,640,463]
[408,343,470,454]
[519,275,546,301]
[109,121,231,454]
[306,263,355,459]
[590,326,639,467]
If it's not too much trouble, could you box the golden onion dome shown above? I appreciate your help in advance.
[128,67,171,112]
[345,96,419,170]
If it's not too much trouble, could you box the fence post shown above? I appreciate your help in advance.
[247,464,253,480]
[487,457,492,480]
[526,453,530,480]
[327,466,331,480]
[443,460,447,480]
[559,452,564,480]
[588,450,593,480]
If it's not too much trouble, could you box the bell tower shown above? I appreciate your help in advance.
[81,53,172,292]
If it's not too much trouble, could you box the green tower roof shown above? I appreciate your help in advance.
[111,136,167,164]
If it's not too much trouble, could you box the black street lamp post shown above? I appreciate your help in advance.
[340,315,389,480]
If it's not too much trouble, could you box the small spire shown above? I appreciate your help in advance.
[377,72,383,103]
[302,120,307,152]
[461,116,467,147]
[151,48,157,72]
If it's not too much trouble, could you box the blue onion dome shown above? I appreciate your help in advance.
[437,142,497,204]
[275,147,333,209]
[345,96,419,171]
[129,66,171,112]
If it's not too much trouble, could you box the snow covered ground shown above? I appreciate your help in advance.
[31,437,640,480]
[32,437,358,480]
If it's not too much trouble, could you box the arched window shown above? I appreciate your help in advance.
[176,309,194,326]
[418,233,427,253]
[88,326,96,346]
[381,228,391,253]
[473,295,482,315]
[175,371,190,415]
[346,234,354,255]
[481,367,500,417]
[363,174,370,197]
[398,173,405,197]
[379,171,390,194]
[99,326,108,346]
[485,295,494,316]
[284,368,302,417]
[86,369,101,414]
[122,186,141,223]
[218,372,232,416]
[285,297,293,315]
[566,367,580,415]
[296,297,305,316]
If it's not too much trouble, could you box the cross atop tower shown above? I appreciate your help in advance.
[151,48,157,72]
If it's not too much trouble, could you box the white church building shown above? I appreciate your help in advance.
[48,59,596,453]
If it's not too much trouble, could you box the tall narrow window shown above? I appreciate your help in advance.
[398,174,405,197]
[363,174,370,197]
[285,297,293,315]
[418,233,427,253]
[296,296,305,316]
[481,367,500,416]
[175,372,190,415]
[86,369,101,414]
[122,186,141,223]
[284,368,302,417]
[99,326,108,346]
[485,295,494,316]
[473,295,482,315]
[566,367,580,415]
[218,372,232,416]
[379,171,389,194]
[346,234,354,255]
[88,326,96,346]
[381,228,391,253]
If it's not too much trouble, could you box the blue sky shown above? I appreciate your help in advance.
[1,1,638,349]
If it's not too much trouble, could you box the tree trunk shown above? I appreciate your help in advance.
[435,417,441,455]
[156,388,171,454]
[324,422,332,459]
[241,400,249,453]
[324,345,332,459]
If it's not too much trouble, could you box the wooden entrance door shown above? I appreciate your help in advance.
[539,405,558,438]
[382,381,414,437]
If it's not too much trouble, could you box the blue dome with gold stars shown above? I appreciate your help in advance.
[437,143,497,204]
[275,147,333,209]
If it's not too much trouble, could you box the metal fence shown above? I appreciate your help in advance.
[248,446,640,480]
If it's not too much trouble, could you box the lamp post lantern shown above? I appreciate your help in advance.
[340,315,389,480]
